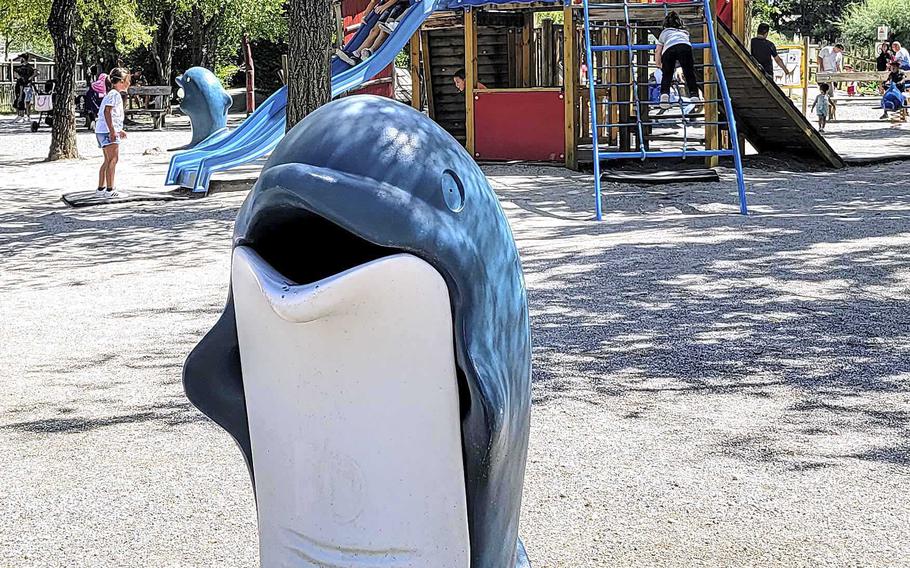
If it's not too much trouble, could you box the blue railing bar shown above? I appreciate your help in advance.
[594,98,725,106]
[582,0,603,221]
[590,80,720,88]
[592,42,710,52]
[598,149,735,159]
[588,1,704,8]
[587,22,707,30]
[702,0,748,215]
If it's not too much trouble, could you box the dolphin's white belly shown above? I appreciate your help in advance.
[231,247,470,568]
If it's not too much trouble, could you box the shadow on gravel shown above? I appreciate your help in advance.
[487,163,910,468]
[2,400,206,434]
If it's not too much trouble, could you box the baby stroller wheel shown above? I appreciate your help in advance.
[30,121,39,133]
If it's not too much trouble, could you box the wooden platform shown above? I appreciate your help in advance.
[715,24,845,168]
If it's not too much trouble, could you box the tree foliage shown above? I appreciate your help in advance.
[751,0,861,41]
[2,0,286,83]
[839,0,910,46]
[0,0,52,53]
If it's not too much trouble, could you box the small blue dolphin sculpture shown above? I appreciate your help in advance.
[177,66,231,148]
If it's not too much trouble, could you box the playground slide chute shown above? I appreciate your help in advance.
[166,0,441,192]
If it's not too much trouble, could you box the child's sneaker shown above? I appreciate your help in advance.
[335,49,357,66]
[659,94,670,110]
[94,187,107,198]
[360,48,373,59]
[105,189,128,199]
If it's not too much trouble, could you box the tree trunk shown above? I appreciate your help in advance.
[286,0,333,130]
[190,6,205,67]
[151,8,175,85]
[47,0,80,161]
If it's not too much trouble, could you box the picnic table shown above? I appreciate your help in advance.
[125,85,171,129]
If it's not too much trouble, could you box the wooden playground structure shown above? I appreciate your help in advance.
[338,0,842,170]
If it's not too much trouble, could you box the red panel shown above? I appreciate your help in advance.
[341,0,395,99]
[474,90,565,162]
[353,65,395,98]
[342,0,371,44]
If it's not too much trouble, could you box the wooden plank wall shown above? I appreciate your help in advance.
[425,13,525,145]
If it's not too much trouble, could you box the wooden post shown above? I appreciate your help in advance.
[703,22,719,168]
[521,12,532,88]
[410,33,422,110]
[465,7,477,156]
[242,34,255,115]
[732,0,746,42]
[542,18,553,87]
[563,7,578,169]
[421,31,435,119]
[334,1,345,49]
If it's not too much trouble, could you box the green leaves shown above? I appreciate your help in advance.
[839,0,910,45]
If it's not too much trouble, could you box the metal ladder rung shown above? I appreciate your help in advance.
[597,149,735,160]
[592,42,710,52]
[587,1,705,9]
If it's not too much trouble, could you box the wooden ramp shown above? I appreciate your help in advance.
[716,25,845,168]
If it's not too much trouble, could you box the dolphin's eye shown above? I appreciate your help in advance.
[185,76,191,83]
[440,170,465,213]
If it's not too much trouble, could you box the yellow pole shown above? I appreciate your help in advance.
[802,35,809,115]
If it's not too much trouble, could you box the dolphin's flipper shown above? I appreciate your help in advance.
[182,296,254,482]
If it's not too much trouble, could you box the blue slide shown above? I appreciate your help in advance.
[166,0,440,193]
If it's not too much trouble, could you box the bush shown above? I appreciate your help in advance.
[839,0,910,46]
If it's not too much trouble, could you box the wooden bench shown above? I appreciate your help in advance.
[125,85,171,129]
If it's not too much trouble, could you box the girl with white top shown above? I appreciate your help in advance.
[95,67,131,199]
[655,12,701,110]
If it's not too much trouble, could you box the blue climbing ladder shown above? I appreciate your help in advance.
[581,0,748,219]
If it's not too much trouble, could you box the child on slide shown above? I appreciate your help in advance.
[335,0,409,65]
[94,68,131,199]
[655,11,701,110]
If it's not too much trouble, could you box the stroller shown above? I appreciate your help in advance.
[30,80,55,133]
[77,84,103,131]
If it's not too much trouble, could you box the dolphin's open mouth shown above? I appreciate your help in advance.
[240,205,403,286]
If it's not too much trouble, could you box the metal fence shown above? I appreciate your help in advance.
[0,83,13,113]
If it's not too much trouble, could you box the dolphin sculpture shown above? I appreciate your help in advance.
[176,66,231,148]
[184,95,531,567]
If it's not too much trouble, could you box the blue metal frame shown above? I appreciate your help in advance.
[582,0,749,220]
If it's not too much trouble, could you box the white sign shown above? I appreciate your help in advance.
[878,25,890,41]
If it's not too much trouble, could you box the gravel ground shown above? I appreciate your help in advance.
[810,90,910,161]
[1,112,909,567]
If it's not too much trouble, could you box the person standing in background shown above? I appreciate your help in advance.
[877,42,894,72]
[750,23,793,80]
[892,41,910,70]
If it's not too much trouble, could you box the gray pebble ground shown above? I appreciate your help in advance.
[0,104,908,567]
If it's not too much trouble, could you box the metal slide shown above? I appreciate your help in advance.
[166,0,440,193]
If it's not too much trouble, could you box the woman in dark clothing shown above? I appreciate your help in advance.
[877,42,893,72]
